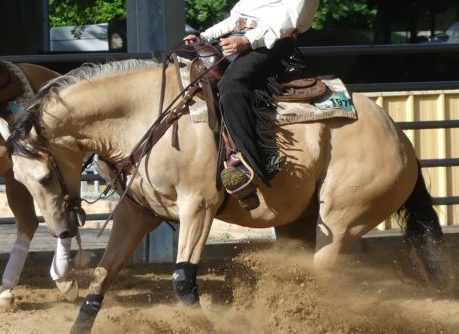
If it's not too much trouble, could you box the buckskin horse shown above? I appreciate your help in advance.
[0,61,78,309]
[5,56,446,333]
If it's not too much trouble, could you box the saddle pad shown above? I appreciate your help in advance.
[272,77,357,125]
[175,57,356,125]
[0,60,34,116]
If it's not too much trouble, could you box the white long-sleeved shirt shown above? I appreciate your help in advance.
[200,0,320,49]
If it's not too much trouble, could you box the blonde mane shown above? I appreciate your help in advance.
[34,59,158,106]
[8,59,158,158]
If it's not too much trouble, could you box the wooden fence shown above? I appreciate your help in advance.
[363,89,459,229]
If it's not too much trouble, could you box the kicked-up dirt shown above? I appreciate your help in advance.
[0,241,458,334]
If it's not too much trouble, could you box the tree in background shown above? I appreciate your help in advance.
[184,0,237,31]
[185,0,377,31]
[314,0,377,29]
[48,0,377,31]
[48,0,126,27]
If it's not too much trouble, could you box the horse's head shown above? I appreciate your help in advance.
[4,100,84,239]
[4,59,162,238]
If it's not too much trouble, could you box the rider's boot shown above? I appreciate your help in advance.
[220,152,260,210]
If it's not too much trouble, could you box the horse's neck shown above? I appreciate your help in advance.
[46,67,180,162]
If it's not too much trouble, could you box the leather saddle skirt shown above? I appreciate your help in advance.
[273,72,328,103]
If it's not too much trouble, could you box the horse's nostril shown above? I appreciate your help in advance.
[59,231,70,239]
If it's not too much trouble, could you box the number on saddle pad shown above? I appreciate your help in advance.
[314,91,354,112]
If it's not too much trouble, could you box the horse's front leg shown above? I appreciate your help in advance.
[174,196,217,305]
[70,200,160,334]
[0,171,38,310]
[50,237,79,301]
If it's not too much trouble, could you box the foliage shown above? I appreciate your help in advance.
[312,0,377,30]
[185,0,377,31]
[184,0,237,31]
[48,0,378,32]
[48,0,126,27]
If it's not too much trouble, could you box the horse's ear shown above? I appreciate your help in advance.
[0,118,11,141]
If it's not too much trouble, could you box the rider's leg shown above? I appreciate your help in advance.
[218,50,271,182]
[218,38,294,183]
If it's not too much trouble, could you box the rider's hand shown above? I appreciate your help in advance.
[219,35,251,56]
[183,34,199,45]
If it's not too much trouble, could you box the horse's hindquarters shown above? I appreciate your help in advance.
[317,93,418,243]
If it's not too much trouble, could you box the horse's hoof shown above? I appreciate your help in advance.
[0,289,15,312]
[55,279,79,302]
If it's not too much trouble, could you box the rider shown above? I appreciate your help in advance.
[184,0,320,205]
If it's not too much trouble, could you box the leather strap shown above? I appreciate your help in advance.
[202,78,219,131]
[171,53,185,91]
[157,58,170,118]
[115,84,200,173]
[171,53,187,150]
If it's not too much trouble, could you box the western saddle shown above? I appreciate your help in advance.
[186,42,328,104]
[178,42,328,209]
[114,41,329,211]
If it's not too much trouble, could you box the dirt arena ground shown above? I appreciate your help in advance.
[1,241,459,334]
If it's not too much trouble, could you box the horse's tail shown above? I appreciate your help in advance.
[397,161,448,289]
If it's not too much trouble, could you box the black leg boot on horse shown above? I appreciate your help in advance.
[172,262,200,305]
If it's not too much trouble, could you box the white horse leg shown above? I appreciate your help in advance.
[50,237,79,301]
[0,172,38,309]
[174,197,216,305]
[0,232,30,308]
[1,232,30,290]
[70,200,159,334]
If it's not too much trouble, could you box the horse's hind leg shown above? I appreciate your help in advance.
[0,171,38,309]
[70,200,160,334]
[275,200,319,249]
[312,176,414,269]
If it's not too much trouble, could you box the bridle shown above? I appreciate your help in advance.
[47,153,87,227]
[17,42,227,236]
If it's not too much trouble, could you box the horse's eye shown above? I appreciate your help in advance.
[39,173,52,185]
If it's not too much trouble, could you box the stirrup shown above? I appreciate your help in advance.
[221,153,260,210]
